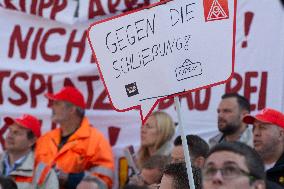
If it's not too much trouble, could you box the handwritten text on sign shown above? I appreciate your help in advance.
[88,0,236,122]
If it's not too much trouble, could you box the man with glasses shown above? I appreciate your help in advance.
[202,142,265,189]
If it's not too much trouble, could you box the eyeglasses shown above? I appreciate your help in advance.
[202,165,256,181]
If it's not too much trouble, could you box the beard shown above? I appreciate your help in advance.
[254,137,280,161]
[218,118,240,135]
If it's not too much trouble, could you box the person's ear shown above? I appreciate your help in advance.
[279,128,284,137]
[241,110,249,119]
[28,137,36,148]
[251,180,265,189]
[193,156,205,168]
[277,128,284,143]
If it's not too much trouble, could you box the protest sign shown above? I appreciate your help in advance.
[88,0,236,122]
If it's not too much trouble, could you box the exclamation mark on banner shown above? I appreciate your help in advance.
[108,126,121,146]
[242,11,254,48]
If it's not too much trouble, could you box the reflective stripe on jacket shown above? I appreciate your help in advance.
[34,162,59,189]
[35,117,115,188]
[0,151,34,189]
[0,151,59,189]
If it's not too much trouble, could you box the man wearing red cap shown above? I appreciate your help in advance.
[0,114,58,189]
[243,108,284,187]
[35,86,114,189]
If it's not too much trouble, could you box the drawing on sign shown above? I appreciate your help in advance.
[125,82,139,97]
[175,59,202,81]
[205,0,229,21]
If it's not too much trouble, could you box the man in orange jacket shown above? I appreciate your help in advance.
[35,86,115,189]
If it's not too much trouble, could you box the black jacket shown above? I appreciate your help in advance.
[266,152,284,188]
[266,180,283,189]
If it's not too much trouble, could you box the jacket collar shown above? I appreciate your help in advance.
[51,117,92,163]
[4,151,34,177]
[68,117,90,141]
[209,127,253,147]
[51,117,91,144]
[273,151,284,168]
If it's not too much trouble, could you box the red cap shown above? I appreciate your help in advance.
[4,114,41,137]
[45,86,86,109]
[243,108,284,129]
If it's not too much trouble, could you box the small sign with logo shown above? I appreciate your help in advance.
[203,0,229,22]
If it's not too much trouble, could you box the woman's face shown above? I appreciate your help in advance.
[141,115,159,147]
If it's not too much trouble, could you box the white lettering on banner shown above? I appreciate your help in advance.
[88,0,236,122]
[206,0,229,21]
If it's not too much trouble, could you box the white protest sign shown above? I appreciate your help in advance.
[88,0,236,122]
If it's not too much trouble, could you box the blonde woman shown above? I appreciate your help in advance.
[137,111,175,169]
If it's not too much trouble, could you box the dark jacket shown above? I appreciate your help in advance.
[266,180,283,189]
[266,152,284,188]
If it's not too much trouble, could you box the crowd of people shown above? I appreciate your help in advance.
[0,86,284,189]
[0,86,114,189]
[123,93,284,189]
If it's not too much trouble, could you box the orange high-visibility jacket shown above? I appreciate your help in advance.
[35,117,115,189]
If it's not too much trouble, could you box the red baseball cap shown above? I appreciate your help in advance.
[4,114,41,137]
[243,108,284,129]
[45,86,86,109]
